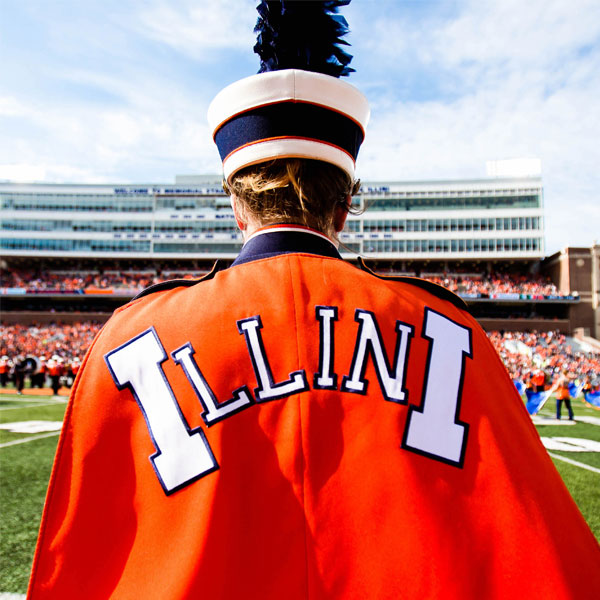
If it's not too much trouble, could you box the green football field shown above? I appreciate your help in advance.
[1,392,599,595]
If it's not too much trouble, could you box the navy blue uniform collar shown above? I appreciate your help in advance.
[231,225,342,267]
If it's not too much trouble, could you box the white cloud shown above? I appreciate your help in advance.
[361,0,600,75]
[0,163,114,183]
[352,0,600,253]
[0,87,219,184]
[132,0,256,59]
[435,0,600,68]
[0,97,33,117]
[0,164,47,182]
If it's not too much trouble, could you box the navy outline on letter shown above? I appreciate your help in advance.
[171,342,253,427]
[237,315,309,402]
[401,308,472,468]
[313,305,338,390]
[341,309,414,404]
[104,327,219,495]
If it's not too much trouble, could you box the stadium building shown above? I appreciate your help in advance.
[1,173,598,339]
[0,174,544,260]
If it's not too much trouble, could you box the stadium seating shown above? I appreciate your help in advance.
[488,329,600,387]
[0,266,574,298]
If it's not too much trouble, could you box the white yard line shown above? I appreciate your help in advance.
[0,402,65,411]
[532,414,600,426]
[0,396,67,404]
[548,452,600,474]
[0,397,67,411]
[531,416,576,426]
[0,593,26,599]
[0,431,60,449]
[575,415,600,426]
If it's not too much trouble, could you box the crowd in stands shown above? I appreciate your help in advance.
[0,322,103,393]
[1,321,598,395]
[1,267,572,298]
[488,330,600,390]
[0,322,102,363]
[2,270,155,291]
[424,273,566,298]
[0,269,204,292]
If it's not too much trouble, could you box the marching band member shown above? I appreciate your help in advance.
[29,2,599,598]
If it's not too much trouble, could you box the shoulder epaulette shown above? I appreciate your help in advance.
[357,257,469,312]
[132,261,224,301]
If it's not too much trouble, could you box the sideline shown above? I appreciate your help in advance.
[0,431,60,449]
[575,415,600,426]
[0,398,67,412]
[0,392,68,411]
[548,452,600,474]
[0,387,71,396]
[0,387,70,397]
[0,396,67,404]
[0,594,25,599]
[0,402,65,411]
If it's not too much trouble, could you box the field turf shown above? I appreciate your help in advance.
[1,391,599,594]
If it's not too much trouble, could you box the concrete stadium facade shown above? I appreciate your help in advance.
[0,174,544,262]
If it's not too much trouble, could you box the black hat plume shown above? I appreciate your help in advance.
[254,0,355,77]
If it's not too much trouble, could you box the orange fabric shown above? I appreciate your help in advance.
[29,254,600,599]
[47,364,63,377]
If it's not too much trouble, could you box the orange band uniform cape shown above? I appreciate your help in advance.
[28,227,600,598]
[29,2,600,598]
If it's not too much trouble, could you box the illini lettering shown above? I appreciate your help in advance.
[105,306,472,494]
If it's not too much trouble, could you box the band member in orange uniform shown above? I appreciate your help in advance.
[47,356,64,397]
[29,2,600,599]
[0,355,10,387]
[555,369,575,420]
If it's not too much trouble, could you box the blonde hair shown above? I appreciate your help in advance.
[225,159,361,236]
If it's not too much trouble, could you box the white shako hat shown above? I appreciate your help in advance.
[208,0,369,184]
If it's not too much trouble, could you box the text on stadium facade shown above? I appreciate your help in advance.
[114,187,224,195]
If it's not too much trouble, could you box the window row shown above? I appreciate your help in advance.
[155,197,228,211]
[2,192,540,214]
[359,216,541,233]
[1,219,238,234]
[3,217,540,236]
[0,235,541,255]
[361,238,542,254]
[1,239,151,252]
[362,195,540,211]
[1,195,154,212]
[153,243,242,253]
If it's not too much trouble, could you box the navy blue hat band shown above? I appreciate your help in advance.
[214,101,364,165]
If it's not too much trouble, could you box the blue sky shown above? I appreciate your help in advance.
[1,0,599,254]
